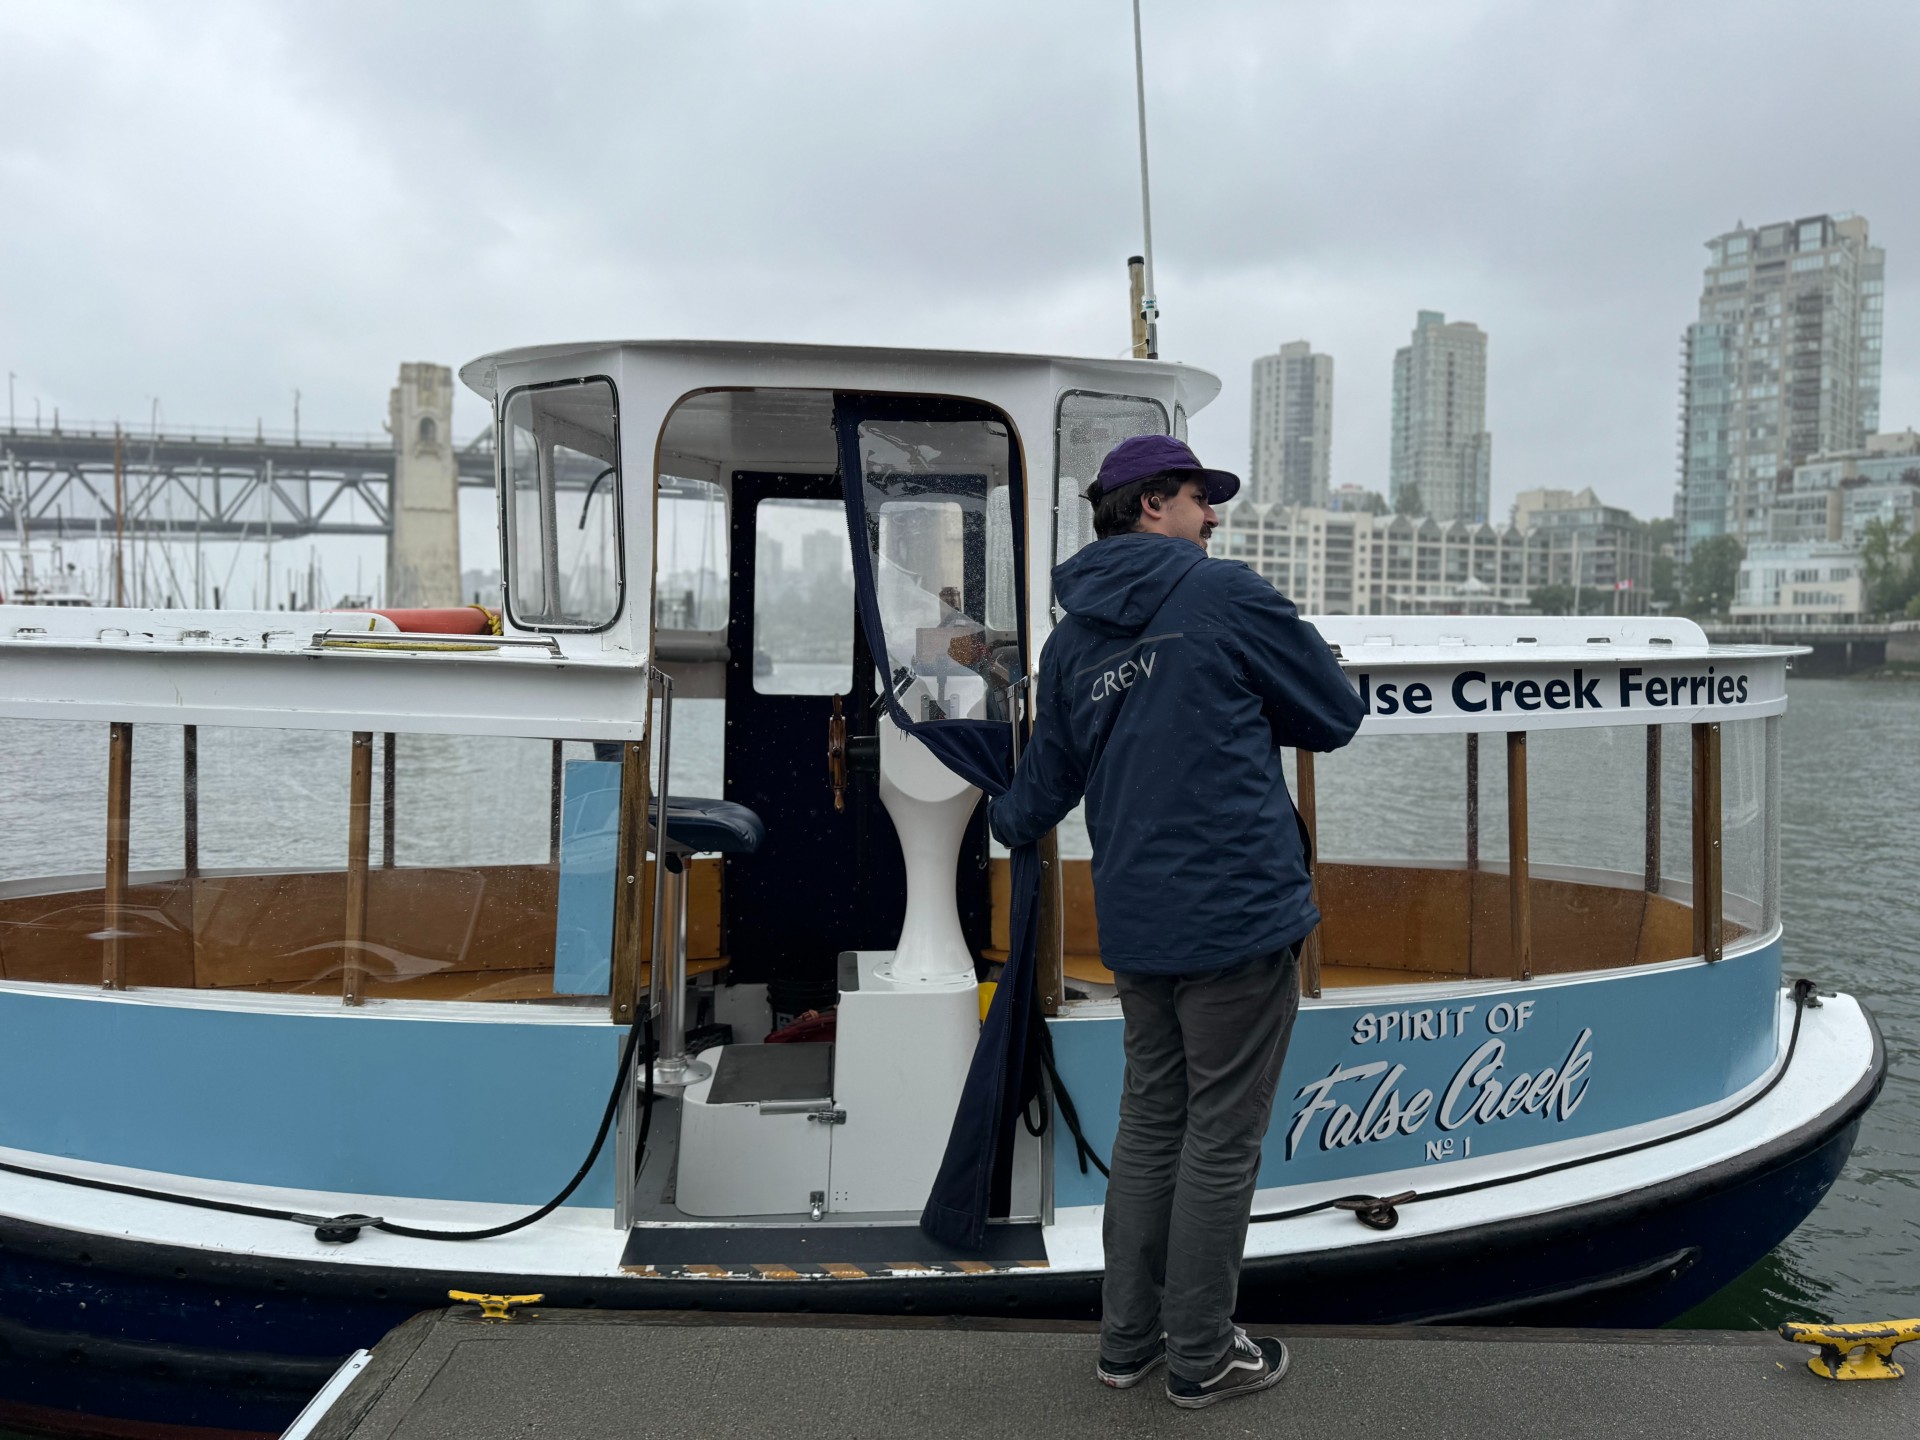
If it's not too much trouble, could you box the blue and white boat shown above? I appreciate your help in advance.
[0,340,1883,1438]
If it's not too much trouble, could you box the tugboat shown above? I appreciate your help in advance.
[0,340,1883,1437]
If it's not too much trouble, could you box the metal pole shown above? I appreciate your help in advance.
[1131,0,1160,359]
[344,732,372,1005]
[645,669,707,1085]
[103,723,133,989]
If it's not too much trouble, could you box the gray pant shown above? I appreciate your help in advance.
[1100,946,1299,1382]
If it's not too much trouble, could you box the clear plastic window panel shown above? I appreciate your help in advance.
[0,717,620,1002]
[1052,393,1168,607]
[754,497,855,696]
[502,379,622,629]
[655,476,728,631]
[856,417,1019,723]
[1721,717,1777,943]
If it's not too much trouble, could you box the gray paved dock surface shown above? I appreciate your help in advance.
[310,1309,1920,1439]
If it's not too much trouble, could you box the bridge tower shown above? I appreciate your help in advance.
[386,363,461,608]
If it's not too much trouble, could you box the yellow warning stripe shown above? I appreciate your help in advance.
[753,1264,803,1280]
[820,1263,868,1279]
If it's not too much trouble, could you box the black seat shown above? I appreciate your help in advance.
[650,796,764,857]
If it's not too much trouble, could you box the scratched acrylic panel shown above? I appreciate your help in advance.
[1719,716,1778,941]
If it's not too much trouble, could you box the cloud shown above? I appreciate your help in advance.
[1,0,1914,531]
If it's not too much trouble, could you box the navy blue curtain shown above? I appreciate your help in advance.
[832,395,1041,1251]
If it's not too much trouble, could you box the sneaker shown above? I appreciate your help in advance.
[1096,1338,1167,1389]
[1166,1329,1289,1409]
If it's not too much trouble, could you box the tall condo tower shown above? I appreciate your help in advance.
[1677,214,1885,558]
[1248,340,1334,507]
[1389,311,1491,522]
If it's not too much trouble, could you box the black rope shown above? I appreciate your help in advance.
[0,1014,657,1245]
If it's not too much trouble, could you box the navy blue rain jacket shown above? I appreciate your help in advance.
[989,532,1364,976]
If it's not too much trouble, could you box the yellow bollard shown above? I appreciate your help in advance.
[448,1290,544,1322]
[1778,1319,1920,1380]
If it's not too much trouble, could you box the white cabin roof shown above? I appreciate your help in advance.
[458,338,1222,410]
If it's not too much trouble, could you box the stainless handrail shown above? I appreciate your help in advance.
[308,629,562,655]
[645,666,708,1087]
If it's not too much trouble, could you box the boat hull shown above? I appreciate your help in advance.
[0,1009,1881,1439]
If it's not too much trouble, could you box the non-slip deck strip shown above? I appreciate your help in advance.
[619,1222,1047,1278]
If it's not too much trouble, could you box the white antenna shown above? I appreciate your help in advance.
[1131,0,1159,359]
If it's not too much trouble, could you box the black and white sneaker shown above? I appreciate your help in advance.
[1096,1338,1167,1388]
[1166,1329,1289,1409]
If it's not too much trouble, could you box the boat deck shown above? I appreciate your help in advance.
[301,1308,1919,1440]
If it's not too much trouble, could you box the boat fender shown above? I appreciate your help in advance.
[1778,1319,1920,1381]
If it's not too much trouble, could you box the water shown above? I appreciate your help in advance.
[0,677,1912,1330]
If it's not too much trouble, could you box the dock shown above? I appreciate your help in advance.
[300,1308,1920,1439]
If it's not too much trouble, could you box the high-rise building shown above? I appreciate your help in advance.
[1676,213,1885,559]
[1389,312,1491,523]
[1248,341,1333,506]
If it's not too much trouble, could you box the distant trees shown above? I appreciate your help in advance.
[1393,482,1424,518]
[1527,584,1577,616]
[1859,517,1920,618]
[1645,518,1681,611]
[1683,535,1744,617]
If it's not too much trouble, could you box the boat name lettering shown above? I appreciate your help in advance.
[1287,1027,1594,1160]
[1349,1001,1538,1044]
[1356,667,1752,717]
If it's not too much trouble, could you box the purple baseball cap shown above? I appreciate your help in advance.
[1084,434,1240,505]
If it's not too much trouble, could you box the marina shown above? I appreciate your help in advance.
[0,338,1894,1436]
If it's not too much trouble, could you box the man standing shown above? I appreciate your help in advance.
[989,435,1362,1409]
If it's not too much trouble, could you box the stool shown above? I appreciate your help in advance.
[650,796,763,1086]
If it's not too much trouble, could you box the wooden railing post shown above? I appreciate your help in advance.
[1507,731,1531,981]
[1644,725,1663,892]
[609,738,650,1026]
[182,724,199,880]
[1692,722,1723,961]
[1465,732,1480,870]
[343,732,373,1006]
[381,732,397,868]
[103,722,133,990]
[1295,748,1322,998]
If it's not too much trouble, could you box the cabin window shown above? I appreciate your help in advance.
[1052,392,1169,611]
[753,497,854,695]
[656,476,729,630]
[501,377,623,631]
[851,415,1019,722]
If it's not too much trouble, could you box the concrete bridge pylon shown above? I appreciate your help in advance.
[385,363,461,608]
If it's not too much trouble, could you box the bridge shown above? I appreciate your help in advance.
[0,419,497,541]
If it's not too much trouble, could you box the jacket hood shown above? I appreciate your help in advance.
[1052,533,1208,636]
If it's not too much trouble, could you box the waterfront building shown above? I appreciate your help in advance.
[1248,340,1334,507]
[1676,213,1886,559]
[1211,497,1650,615]
[1511,487,1654,602]
[1764,429,1920,546]
[1389,311,1491,523]
[1731,541,1865,623]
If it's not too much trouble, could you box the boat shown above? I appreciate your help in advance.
[0,339,1883,1438]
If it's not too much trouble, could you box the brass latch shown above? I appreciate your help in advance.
[1779,1318,1920,1380]
[449,1290,544,1322]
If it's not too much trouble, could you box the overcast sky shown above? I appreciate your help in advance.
[2,0,1915,537]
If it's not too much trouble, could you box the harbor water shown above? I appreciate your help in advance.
[0,675,1911,1328]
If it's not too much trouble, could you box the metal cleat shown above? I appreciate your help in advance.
[448,1290,544,1322]
[1779,1319,1920,1380]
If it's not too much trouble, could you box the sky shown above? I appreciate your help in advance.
[2,0,1916,559]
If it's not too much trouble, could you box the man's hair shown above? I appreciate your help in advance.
[1092,470,1195,540]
